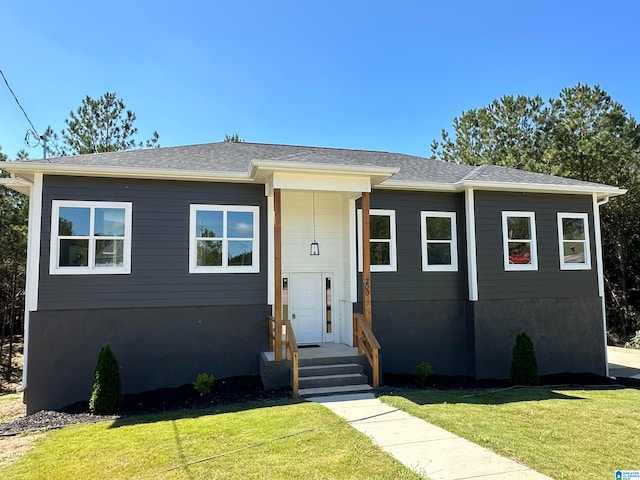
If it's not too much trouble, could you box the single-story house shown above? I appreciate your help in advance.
[0,142,625,413]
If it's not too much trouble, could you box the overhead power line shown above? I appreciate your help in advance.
[0,67,42,148]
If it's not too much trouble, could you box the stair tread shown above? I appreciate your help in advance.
[299,384,374,396]
[300,373,366,381]
[299,363,362,370]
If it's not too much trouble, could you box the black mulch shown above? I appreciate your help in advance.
[2,372,638,437]
[0,376,291,437]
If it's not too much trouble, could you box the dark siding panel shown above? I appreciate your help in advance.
[371,300,469,376]
[39,176,267,310]
[472,297,606,378]
[358,190,467,302]
[25,305,269,413]
[474,192,598,300]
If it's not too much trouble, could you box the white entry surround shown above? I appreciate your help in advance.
[261,165,398,346]
[280,190,354,344]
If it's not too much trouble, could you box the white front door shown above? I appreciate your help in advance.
[290,272,324,344]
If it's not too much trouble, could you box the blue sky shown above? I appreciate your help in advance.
[1,0,639,160]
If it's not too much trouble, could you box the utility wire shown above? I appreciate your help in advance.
[0,67,41,146]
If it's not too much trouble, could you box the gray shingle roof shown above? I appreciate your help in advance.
[10,141,619,191]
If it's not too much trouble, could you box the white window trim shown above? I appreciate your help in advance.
[557,212,591,270]
[49,200,132,275]
[502,211,538,271]
[189,204,260,274]
[421,211,458,272]
[357,209,397,272]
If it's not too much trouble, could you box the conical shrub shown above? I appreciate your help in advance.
[510,332,539,385]
[89,344,123,414]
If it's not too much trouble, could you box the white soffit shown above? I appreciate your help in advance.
[0,176,32,195]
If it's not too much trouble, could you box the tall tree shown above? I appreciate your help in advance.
[0,147,28,385]
[432,84,640,342]
[223,133,244,143]
[48,92,160,156]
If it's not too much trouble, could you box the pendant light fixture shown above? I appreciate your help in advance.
[310,191,320,256]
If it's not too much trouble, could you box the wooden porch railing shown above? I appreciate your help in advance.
[268,315,299,397]
[352,313,380,388]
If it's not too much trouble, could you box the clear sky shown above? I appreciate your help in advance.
[1,0,639,160]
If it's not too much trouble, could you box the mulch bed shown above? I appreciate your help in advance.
[0,376,291,437]
[2,372,638,437]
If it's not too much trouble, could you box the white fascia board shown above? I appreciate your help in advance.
[459,180,626,199]
[375,180,458,192]
[0,162,251,184]
[250,160,397,187]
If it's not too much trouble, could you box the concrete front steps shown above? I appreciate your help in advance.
[298,359,373,398]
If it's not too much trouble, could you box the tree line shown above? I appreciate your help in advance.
[432,84,640,344]
[1,85,639,386]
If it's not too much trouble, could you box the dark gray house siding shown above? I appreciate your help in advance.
[39,176,268,310]
[471,192,605,378]
[357,190,470,376]
[26,176,270,413]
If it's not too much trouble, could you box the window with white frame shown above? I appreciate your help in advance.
[357,209,397,272]
[557,213,591,270]
[50,200,132,274]
[189,205,259,273]
[421,211,458,271]
[502,211,538,271]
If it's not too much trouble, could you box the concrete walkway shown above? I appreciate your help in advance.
[608,346,640,379]
[311,393,553,480]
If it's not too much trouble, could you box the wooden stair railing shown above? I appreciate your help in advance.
[352,313,380,388]
[268,315,299,397]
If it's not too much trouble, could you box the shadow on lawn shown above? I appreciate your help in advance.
[105,376,304,429]
[379,372,640,406]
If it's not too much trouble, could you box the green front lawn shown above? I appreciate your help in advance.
[380,387,640,480]
[1,400,422,480]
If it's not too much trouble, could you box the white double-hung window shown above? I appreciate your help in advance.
[189,205,259,273]
[50,200,132,274]
[557,213,591,270]
[502,211,538,271]
[421,211,458,271]
[357,209,397,272]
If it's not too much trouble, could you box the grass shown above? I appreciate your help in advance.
[0,393,24,423]
[1,399,422,480]
[380,386,640,480]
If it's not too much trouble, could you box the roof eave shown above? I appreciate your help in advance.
[459,180,627,199]
[0,175,32,195]
[0,162,251,183]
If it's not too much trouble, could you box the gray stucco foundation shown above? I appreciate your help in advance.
[24,304,270,414]
[471,297,606,379]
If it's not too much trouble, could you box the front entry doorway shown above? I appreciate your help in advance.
[289,272,325,344]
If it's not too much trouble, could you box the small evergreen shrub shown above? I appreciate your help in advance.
[416,361,433,382]
[89,344,123,414]
[193,373,215,396]
[510,332,539,385]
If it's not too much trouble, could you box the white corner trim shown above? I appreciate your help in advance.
[349,197,358,302]
[25,173,42,311]
[465,189,479,301]
[592,193,608,376]
[592,196,605,298]
[267,193,275,305]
